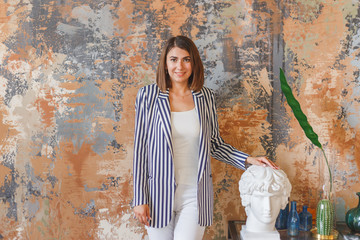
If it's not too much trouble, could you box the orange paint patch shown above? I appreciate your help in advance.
[0,2,30,42]
[0,109,9,153]
[151,0,190,36]
[0,107,19,155]
[7,45,34,62]
[35,88,56,130]
[47,136,135,239]
[58,4,74,21]
[355,132,360,175]
[283,1,347,68]
[95,116,114,135]
[207,98,273,238]
[64,119,84,123]
[113,0,134,37]
[24,193,98,239]
[64,102,86,108]
[61,93,85,98]
[0,218,19,239]
[30,155,52,180]
[0,164,11,186]
[276,143,321,209]
[218,103,271,155]
[0,1,10,23]
[330,121,360,178]
[62,142,97,187]
[61,75,77,82]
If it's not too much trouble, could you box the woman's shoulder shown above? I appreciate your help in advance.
[137,83,160,96]
[199,86,215,98]
[139,83,159,91]
[201,86,213,93]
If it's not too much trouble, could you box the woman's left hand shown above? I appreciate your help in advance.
[246,156,279,169]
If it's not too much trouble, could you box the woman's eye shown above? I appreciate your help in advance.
[184,59,190,62]
[170,59,176,62]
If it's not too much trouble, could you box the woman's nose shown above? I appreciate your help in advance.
[176,60,183,68]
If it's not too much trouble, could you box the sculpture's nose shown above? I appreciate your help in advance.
[263,196,271,214]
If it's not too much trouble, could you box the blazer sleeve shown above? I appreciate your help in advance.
[209,90,248,170]
[132,87,149,207]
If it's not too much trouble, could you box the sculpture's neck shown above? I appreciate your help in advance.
[245,213,277,232]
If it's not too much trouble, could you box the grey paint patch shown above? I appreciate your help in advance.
[24,200,40,221]
[56,81,116,155]
[270,0,290,158]
[56,23,82,36]
[222,38,241,73]
[46,175,58,189]
[0,152,19,221]
[84,176,121,192]
[74,199,96,218]
[3,79,29,107]
[346,9,360,128]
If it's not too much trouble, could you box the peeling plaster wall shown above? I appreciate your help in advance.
[0,0,359,239]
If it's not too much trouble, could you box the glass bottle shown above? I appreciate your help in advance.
[299,205,312,231]
[287,201,300,236]
[276,202,289,230]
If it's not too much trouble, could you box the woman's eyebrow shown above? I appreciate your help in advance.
[168,56,190,59]
[170,56,190,58]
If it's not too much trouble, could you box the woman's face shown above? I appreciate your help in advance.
[166,47,193,86]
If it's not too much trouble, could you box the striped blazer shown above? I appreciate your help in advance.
[133,83,249,228]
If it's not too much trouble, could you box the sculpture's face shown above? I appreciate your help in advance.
[249,190,283,224]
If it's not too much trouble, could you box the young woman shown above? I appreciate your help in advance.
[132,36,278,240]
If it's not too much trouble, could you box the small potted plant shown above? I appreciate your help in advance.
[280,68,335,238]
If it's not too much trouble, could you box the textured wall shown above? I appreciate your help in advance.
[0,0,359,239]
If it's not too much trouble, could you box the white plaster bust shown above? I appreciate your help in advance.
[239,165,291,240]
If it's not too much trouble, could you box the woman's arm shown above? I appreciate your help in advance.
[208,89,278,170]
[133,88,149,207]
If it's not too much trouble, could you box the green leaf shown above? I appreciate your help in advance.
[279,68,322,149]
[280,68,333,198]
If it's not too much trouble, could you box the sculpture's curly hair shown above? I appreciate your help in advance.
[239,165,292,216]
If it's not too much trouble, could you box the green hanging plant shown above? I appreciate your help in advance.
[279,68,334,235]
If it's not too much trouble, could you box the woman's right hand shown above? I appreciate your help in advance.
[134,204,151,226]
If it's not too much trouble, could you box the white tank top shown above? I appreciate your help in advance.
[171,108,200,186]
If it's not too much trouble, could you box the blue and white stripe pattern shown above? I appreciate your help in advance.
[133,83,249,228]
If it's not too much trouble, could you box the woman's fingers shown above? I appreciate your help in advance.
[247,156,280,169]
[139,215,148,226]
[261,157,279,169]
[134,204,151,226]
[146,206,151,225]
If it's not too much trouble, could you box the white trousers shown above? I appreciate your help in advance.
[146,184,206,240]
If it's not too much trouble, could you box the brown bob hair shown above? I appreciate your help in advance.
[156,36,204,92]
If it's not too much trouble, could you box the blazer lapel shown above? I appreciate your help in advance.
[193,90,207,183]
[157,90,173,156]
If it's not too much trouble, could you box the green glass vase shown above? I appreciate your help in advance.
[345,192,360,232]
[316,199,334,235]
